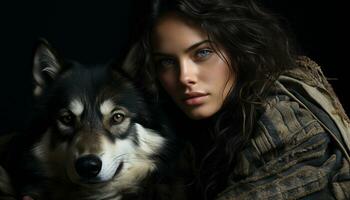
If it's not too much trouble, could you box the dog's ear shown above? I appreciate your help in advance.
[33,39,63,97]
[119,43,142,79]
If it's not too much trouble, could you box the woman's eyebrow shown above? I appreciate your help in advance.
[184,39,211,53]
[153,40,211,56]
[153,52,171,57]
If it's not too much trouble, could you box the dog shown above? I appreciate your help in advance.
[0,40,187,200]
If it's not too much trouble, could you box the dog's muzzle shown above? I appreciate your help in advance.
[75,154,102,179]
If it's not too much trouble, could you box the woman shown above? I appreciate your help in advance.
[128,0,350,199]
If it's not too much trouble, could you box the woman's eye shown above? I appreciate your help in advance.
[195,49,212,59]
[112,112,125,124]
[157,58,177,69]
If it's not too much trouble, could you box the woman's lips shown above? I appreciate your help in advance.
[183,92,209,106]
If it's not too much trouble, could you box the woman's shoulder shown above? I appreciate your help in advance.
[231,58,350,178]
[215,56,350,199]
[283,56,323,87]
[277,56,350,158]
[253,93,327,159]
[232,93,328,177]
[281,56,349,124]
[224,93,349,199]
[248,55,350,160]
[220,108,348,199]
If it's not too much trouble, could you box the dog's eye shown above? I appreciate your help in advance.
[59,112,74,126]
[112,112,125,124]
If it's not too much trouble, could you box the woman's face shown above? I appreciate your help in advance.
[152,14,236,120]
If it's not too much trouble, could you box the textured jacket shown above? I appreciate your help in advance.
[216,57,350,200]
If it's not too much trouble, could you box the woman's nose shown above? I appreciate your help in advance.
[178,60,197,85]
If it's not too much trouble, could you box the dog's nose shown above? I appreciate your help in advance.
[75,155,102,179]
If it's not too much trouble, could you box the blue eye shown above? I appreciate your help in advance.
[157,58,177,69]
[195,49,212,59]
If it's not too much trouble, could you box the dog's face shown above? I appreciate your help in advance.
[30,41,167,193]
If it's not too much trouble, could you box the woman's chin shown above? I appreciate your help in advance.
[182,105,219,120]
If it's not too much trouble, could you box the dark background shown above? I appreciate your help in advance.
[0,1,348,133]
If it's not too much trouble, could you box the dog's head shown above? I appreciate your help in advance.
[30,40,170,193]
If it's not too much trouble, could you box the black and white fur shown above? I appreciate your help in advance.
[1,40,185,200]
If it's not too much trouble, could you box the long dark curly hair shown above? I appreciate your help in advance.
[130,0,298,199]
